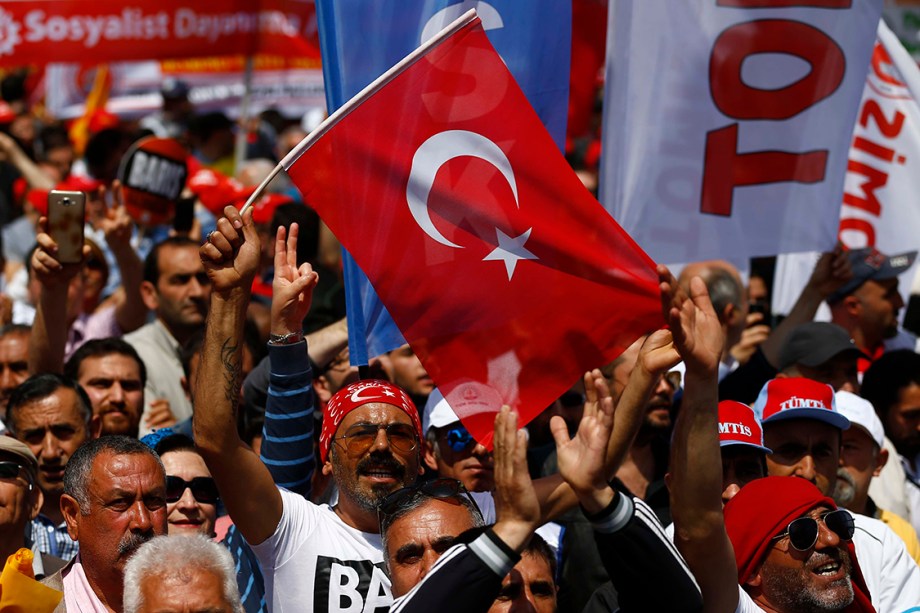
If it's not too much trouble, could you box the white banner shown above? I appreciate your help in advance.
[773,19,920,316]
[601,0,881,265]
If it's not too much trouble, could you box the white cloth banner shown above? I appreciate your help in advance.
[601,0,881,265]
[772,19,920,317]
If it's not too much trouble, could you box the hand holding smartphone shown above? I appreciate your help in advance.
[47,190,86,264]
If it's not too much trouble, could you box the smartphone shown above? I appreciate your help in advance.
[173,196,195,234]
[47,190,86,264]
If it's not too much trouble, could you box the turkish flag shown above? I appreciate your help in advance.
[283,11,662,445]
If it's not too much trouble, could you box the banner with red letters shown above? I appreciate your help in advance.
[600,0,882,265]
[773,19,920,317]
[0,0,319,66]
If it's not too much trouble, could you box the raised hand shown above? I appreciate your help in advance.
[807,243,852,298]
[636,328,680,377]
[659,265,723,375]
[492,406,540,551]
[31,216,89,289]
[95,182,134,250]
[551,369,615,499]
[200,205,261,295]
[271,223,319,337]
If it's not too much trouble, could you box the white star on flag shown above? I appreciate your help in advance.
[483,227,538,281]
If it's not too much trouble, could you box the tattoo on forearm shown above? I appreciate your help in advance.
[220,337,241,411]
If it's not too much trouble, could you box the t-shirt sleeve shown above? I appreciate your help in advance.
[251,487,321,568]
[735,586,761,613]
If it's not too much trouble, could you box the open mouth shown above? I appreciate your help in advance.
[811,560,846,581]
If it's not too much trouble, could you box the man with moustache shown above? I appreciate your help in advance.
[195,208,590,612]
[42,435,167,612]
[7,374,99,561]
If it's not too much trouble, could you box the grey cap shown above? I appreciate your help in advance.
[0,435,37,477]
[779,322,867,371]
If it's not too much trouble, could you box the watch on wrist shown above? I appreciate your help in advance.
[268,331,304,346]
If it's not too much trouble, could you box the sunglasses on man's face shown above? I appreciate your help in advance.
[334,423,418,457]
[165,476,220,504]
[771,509,855,551]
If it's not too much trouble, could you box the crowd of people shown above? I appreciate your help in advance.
[0,64,919,613]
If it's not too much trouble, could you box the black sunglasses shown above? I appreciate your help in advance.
[771,509,855,551]
[0,461,28,481]
[378,478,482,522]
[165,476,220,504]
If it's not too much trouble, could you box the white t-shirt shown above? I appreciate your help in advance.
[252,487,495,613]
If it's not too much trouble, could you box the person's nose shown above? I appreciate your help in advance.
[40,432,60,461]
[109,382,125,406]
[130,500,153,533]
[793,455,818,484]
[508,595,538,613]
[371,427,391,452]
[814,519,842,550]
[175,486,198,511]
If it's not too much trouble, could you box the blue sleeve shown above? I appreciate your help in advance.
[222,524,266,613]
[259,341,315,498]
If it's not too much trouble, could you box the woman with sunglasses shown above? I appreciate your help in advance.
[145,432,219,538]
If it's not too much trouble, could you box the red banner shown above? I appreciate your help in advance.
[0,0,319,66]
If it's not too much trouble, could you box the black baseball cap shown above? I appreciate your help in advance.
[827,247,916,304]
[779,322,867,371]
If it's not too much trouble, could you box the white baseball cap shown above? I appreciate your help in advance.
[422,382,503,435]
[834,390,884,448]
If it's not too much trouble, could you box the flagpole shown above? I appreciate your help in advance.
[238,8,480,217]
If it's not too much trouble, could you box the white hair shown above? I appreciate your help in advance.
[123,534,242,613]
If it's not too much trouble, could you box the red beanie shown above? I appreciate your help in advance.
[724,476,875,612]
[319,379,422,463]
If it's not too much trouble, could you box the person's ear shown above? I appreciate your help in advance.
[314,376,332,405]
[843,295,861,317]
[60,494,82,541]
[140,280,159,311]
[745,567,763,589]
[321,461,334,477]
[423,442,438,473]
[874,447,889,477]
[27,481,43,520]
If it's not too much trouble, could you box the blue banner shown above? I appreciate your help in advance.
[316,0,571,365]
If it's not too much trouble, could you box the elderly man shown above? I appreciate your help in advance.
[661,266,920,613]
[833,390,920,563]
[194,207,645,611]
[0,436,65,578]
[42,435,167,612]
[7,374,98,561]
[123,534,242,613]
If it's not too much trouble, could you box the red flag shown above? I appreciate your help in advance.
[282,11,662,445]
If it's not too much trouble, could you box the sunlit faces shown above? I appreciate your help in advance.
[488,551,558,613]
[385,497,479,597]
[424,422,494,493]
[386,345,434,397]
[10,387,89,496]
[62,451,167,575]
[161,450,218,538]
[145,244,211,338]
[77,354,144,438]
[753,505,854,612]
[325,403,423,512]
[764,420,841,497]
[853,278,904,343]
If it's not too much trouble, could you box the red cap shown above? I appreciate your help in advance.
[718,400,770,453]
[319,379,422,464]
[251,193,294,225]
[186,167,255,216]
[753,378,850,431]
